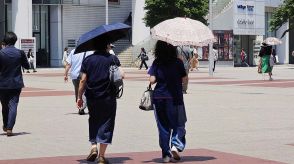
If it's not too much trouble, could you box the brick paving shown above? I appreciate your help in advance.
[0,65,294,163]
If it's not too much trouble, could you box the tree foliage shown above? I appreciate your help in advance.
[144,0,209,28]
[269,0,294,38]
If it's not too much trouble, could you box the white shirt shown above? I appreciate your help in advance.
[213,49,218,61]
[66,49,93,79]
[109,49,115,56]
[62,51,68,66]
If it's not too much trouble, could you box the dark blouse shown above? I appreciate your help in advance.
[259,46,272,57]
[81,52,120,99]
[148,58,186,105]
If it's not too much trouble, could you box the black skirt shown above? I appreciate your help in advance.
[87,96,117,144]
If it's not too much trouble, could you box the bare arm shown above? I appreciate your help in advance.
[64,63,71,82]
[119,67,125,79]
[149,75,156,84]
[76,73,87,108]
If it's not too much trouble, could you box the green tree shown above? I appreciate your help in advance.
[144,0,209,28]
[269,0,294,38]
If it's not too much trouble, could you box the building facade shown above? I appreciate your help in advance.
[1,0,293,67]
[211,0,292,66]
[1,0,132,67]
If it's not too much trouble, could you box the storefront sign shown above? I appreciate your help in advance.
[233,0,265,35]
[237,4,254,12]
[237,19,254,25]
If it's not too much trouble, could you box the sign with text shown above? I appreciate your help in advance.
[20,38,36,68]
[233,0,265,35]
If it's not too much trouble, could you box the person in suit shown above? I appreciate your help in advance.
[0,31,30,136]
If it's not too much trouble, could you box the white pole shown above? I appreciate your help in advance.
[105,0,109,25]
[208,0,214,76]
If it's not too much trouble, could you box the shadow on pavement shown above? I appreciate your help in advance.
[77,157,132,164]
[0,132,31,137]
[143,156,216,163]
[64,112,89,115]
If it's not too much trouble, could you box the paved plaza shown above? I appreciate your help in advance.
[0,64,294,164]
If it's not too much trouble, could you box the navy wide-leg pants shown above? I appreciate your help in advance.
[0,89,21,130]
[153,99,187,157]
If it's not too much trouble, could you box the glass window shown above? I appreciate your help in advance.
[109,0,119,5]
[265,12,275,38]
[43,0,61,4]
[32,0,42,4]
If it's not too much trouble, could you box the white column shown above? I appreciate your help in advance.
[208,0,213,76]
[105,0,108,24]
[50,5,63,67]
[12,0,32,48]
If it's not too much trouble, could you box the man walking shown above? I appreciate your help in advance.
[64,49,92,115]
[0,32,30,136]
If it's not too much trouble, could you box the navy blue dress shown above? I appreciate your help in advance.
[80,52,120,144]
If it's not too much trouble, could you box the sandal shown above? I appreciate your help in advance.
[86,147,98,161]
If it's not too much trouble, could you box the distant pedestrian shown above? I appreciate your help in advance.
[0,31,30,136]
[77,42,124,163]
[137,47,148,70]
[177,46,192,94]
[26,49,37,73]
[240,48,249,67]
[62,47,68,67]
[271,48,277,63]
[190,46,199,71]
[148,40,187,163]
[212,45,218,72]
[64,49,93,115]
[259,42,273,80]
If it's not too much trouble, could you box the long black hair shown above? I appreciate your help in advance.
[154,40,177,64]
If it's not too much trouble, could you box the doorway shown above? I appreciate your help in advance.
[233,35,256,66]
[32,5,50,67]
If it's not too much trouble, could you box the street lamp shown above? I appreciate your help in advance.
[208,0,214,76]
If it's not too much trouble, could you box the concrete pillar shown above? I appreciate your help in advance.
[12,0,32,48]
[50,5,62,67]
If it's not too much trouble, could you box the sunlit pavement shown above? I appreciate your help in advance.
[0,65,293,163]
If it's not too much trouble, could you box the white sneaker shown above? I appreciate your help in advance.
[269,77,273,81]
[171,146,181,161]
[162,156,171,163]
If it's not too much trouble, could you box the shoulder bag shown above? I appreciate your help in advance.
[139,83,154,111]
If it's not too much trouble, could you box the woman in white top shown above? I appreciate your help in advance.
[62,47,68,67]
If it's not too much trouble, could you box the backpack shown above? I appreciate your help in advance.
[109,57,123,98]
